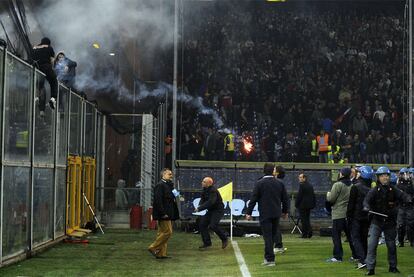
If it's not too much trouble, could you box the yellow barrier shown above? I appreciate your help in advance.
[66,155,96,235]
[66,155,82,234]
[82,157,96,223]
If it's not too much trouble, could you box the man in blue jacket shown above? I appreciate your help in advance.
[246,163,289,266]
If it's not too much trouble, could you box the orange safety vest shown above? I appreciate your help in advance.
[317,134,329,152]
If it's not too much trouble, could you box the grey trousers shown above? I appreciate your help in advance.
[366,223,397,271]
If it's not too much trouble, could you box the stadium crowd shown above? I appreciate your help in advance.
[176,1,407,164]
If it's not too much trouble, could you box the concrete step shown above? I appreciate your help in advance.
[101,210,130,228]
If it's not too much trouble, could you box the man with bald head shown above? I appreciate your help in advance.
[195,177,228,249]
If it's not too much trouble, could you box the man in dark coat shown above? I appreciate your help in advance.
[195,177,228,249]
[346,165,373,269]
[274,165,288,253]
[246,163,289,266]
[295,173,316,238]
[32,37,58,111]
[364,166,412,275]
[148,168,179,259]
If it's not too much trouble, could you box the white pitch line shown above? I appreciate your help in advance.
[232,240,251,277]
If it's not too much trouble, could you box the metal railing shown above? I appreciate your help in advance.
[0,46,105,266]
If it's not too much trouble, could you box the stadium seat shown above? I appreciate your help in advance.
[230,199,245,216]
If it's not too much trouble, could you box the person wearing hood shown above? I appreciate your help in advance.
[326,167,356,262]
[195,177,228,250]
[347,165,374,269]
[363,166,412,275]
[31,37,58,111]
[54,52,77,89]
[148,168,179,259]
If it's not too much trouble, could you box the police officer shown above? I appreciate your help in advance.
[195,177,228,249]
[363,166,412,275]
[396,168,414,247]
[347,165,373,269]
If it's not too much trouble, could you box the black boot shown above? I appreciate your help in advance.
[389,267,400,273]
[366,269,375,275]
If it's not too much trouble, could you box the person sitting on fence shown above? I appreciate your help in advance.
[54,51,77,89]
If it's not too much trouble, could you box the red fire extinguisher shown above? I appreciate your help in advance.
[130,205,142,229]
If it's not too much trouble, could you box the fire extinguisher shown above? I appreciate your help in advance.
[129,205,142,229]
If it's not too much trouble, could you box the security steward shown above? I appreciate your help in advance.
[195,177,228,249]
[396,167,414,247]
[363,166,412,275]
[224,131,235,161]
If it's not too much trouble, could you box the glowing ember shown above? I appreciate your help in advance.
[243,139,253,153]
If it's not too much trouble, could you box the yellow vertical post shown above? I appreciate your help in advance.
[76,156,82,229]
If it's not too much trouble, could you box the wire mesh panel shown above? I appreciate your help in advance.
[32,168,53,246]
[55,168,66,237]
[104,115,143,211]
[140,114,156,211]
[84,103,96,157]
[33,70,55,165]
[57,85,69,166]
[69,94,82,156]
[2,166,30,258]
[3,54,32,162]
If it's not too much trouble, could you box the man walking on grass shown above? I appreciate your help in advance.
[195,177,228,250]
[246,163,289,266]
[148,168,179,259]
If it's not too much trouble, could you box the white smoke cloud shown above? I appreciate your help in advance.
[29,0,224,127]
[33,0,174,60]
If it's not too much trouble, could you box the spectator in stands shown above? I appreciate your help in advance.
[204,128,218,160]
[352,111,369,140]
[176,2,406,163]
[295,173,316,238]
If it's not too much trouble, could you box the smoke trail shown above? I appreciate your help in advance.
[135,80,224,128]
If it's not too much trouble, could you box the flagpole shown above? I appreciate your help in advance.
[230,201,233,241]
